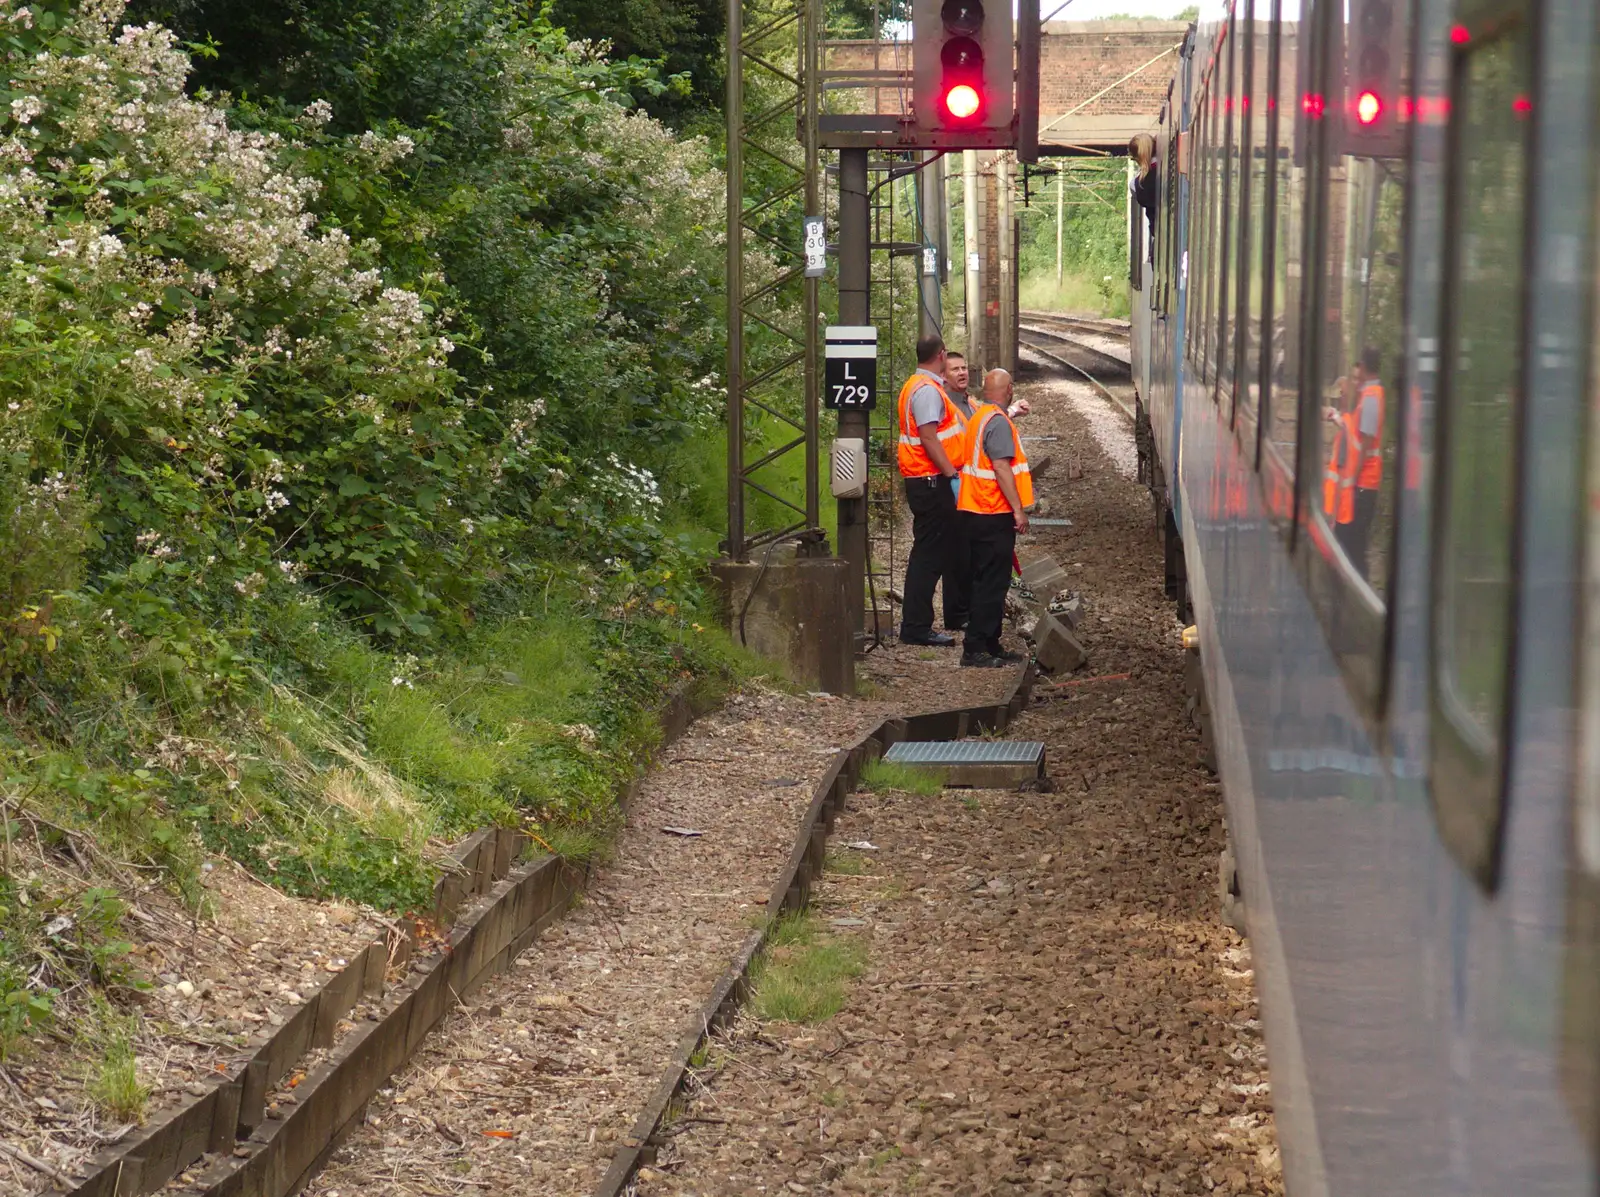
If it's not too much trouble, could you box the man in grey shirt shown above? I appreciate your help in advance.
[959,369,1030,667]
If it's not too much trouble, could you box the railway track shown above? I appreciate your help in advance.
[1020,308,1132,343]
[1017,321,1137,424]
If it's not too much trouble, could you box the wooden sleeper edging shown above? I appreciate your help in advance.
[51,685,706,1197]
[593,664,1038,1196]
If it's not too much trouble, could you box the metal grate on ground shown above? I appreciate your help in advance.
[883,739,1046,787]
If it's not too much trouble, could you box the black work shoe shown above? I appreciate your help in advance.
[901,630,956,647]
[988,647,1025,663]
[945,618,968,632]
[961,652,1010,668]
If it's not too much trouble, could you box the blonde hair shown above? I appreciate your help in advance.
[1128,133,1156,179]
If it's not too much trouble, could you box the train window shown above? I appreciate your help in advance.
[1164,121,1178,315]
[1584,296,1600,876]
[1190,93,1212,367]
[1232,0,1262,435]
[1565,231,1600,1146]
[1296,0,1415,712]
[1216,17,1238,405]
[1260,0,1301,524]
[1429,21,1530,887]
[1203,83,1221,379]
[1237,2,1267,443]
[1190,91,1206,366]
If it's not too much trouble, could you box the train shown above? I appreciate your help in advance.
[1125,0,1600,1190]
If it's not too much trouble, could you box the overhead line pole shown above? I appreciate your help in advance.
[725,0,744,560]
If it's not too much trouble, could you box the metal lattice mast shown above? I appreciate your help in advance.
[725,0,823,562]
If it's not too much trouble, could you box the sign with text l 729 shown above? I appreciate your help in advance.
[824,326,877,411]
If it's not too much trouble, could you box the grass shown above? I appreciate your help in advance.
[859,757,944,798]
[532,823,613,868]
[749,913,867,1024]
[84,1003,148,1122]
[824,849,869,876]
[1019,271,1131,319]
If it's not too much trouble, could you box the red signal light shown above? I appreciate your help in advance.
[944,83,981,119]
[1449,23,1470,43]
[1301,92,1325,118]
[1356,90,1382,125]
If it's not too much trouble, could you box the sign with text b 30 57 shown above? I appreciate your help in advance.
[824,326,877,411]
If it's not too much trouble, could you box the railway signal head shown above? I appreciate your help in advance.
[937,0,987,123]
[1345,0,1406,155]
[912,0,1014,146]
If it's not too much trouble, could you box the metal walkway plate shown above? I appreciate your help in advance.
[882,740,1046,788]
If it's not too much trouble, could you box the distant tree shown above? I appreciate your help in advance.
[549,0,725,121]
[128,0,722,126]
[827,0,909,39]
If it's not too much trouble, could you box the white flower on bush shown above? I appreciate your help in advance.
[10,95,43,125]
[606,453,663,512]
[233,571,265,598]
[355,129,415,171]
[136,529,178,560]
[300,99,334,129]
[389,653,420,689]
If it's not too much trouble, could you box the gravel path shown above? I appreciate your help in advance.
[635,357,1285,1196]
[305,669,1016,1197]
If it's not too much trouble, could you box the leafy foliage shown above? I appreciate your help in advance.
[0,0,747,1061]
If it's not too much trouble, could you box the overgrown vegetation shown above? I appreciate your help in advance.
[1015,161,1131,317]
[859,756,943,797]
[0,0,758,1057]
[749,912,866,1023]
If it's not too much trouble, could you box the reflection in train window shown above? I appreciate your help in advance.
[1237,0,1267,440]
[1201,92,1219,373]
[1430,25,1529,888]
[1261,0,1301,523]
[1187,99,1204,364]
[1584,264,1600,877]
[1307,0,1411,609]
[1164,114,1178,314]
[1193,94,1214,372]
[1217,15,1239,407]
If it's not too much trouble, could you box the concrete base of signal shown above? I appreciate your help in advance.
[710,555,855,696]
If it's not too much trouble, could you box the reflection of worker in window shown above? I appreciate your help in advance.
[1349,346,1385,570]
[1323,346,1385,574]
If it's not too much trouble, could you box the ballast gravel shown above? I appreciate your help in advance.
[637,355,1284,1196]
[304,667,1015,1197]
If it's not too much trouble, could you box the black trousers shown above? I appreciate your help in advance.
[901,476,965,637]
[1340,488,1379,577]
[959,511,1016,655]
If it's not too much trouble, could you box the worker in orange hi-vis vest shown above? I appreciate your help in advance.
[955,368,1034,669]
[1347,345,1386,574]
[896,334,968,647]
[941,350,975,633]
[1322,401,1359,538]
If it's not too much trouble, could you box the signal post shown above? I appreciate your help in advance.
[723,0,1039,664]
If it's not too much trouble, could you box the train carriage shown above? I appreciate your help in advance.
[1128,0,1600,1189]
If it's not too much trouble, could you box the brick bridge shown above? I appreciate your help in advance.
[823,20,1187,152]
